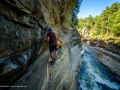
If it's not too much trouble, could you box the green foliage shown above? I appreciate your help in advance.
[77,2,120,37]
[72,0,83,27]
[74,0,83,14]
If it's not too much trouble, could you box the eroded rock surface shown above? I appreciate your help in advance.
[10,30,82,90]
[0,0,82,90]
[93,47,120,82]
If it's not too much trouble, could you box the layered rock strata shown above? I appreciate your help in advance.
[0,0,82,90]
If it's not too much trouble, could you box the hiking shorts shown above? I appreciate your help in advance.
[56,46,61,51]
[56,48,59,51]
[49,43,57,52]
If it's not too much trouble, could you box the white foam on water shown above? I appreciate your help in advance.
[80,52,120,90]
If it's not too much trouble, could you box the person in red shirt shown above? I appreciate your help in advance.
[47,28,57,63]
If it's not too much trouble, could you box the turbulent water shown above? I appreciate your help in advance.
[78,44,120,90]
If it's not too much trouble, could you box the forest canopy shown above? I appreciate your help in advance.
[77,2,120,37]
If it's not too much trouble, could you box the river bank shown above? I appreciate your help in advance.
[83,37,120,55]
[78,43,120,90]
[82,38,120,82]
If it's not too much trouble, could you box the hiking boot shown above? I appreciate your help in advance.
[53,58,56,62]
[52,60,54,63]
[49,60,54,64]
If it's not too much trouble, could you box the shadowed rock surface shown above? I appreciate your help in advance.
[0,0,82,90]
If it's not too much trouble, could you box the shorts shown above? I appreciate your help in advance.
[49,43,57,52]
[56,46,61,51]
[56,48,59,51]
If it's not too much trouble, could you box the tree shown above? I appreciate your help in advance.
[77,2,120,37]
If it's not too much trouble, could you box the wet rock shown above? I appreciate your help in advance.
[94,47,120,82]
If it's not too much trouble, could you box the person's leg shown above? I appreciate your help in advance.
[55,48,58,56]
[53,44,57,60]
[49,45,54,62]
[50,52,52,59]
[53,50,56,59]
[50,52,54,60]
[49,44,57,62]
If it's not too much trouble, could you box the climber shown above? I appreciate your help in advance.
[47,27,57,63]
[56,38,62,57]
[56,38,62,51]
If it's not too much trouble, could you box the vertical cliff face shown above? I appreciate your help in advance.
[0,0,82,90]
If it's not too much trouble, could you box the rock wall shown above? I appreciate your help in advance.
[93,47,120,82]
[0,0,82,90]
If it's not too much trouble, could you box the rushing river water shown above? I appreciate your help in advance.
[78,44,120,90]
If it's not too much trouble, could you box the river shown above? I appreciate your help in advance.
[78,44,120,90]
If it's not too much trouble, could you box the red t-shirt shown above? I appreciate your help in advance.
[47,31,57,44]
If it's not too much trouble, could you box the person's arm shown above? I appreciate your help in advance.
[47,37,50,41]
[47,33,50,42]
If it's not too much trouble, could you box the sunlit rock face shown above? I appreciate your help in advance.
[94,47,120,82]
[0,0,82,90]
